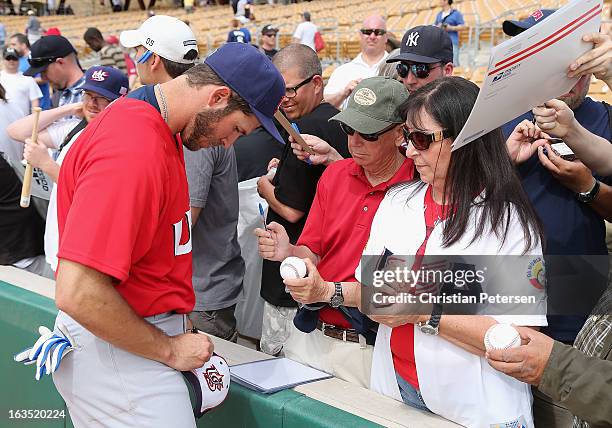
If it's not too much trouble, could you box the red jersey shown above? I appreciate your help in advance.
[56,98,194,317]
[297,158,414,328]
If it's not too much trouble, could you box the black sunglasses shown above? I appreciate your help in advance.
[285,75,316,99]
[340,122,397,142]
[27,56,58,68]
[396,62,441,79]
[402,126,453,150]
[360,28,387,36]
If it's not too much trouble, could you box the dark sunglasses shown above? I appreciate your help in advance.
[285,75,316,99]
[360,28,387,36]
[340,122,397,142]
[402,126,453,150]
[396,62,441,79]
[27,56,58,68]
[263,32,277,37]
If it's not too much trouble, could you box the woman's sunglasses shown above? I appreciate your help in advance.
[340,122,397,142]
[402,126,453,151]
[396,63,441,79]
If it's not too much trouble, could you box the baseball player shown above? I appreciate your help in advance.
[51,43,285,427]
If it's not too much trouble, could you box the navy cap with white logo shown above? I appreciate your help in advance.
[502,9,556,36]
[204,43,285,144]
[387,25,453,65]
[81,66,129,101]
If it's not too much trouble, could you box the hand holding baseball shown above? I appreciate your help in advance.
[254,221,291,261]
[284,258,332,305]
[485,326,554,386]
[166,332,214,371]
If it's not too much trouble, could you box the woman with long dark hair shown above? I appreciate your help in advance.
[360,76,547,427]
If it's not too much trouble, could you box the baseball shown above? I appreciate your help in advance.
[484,324,521,351]
[280,257,307,280]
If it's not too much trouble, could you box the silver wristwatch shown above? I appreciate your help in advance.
[417,303,443,335]
[329,282,344,308]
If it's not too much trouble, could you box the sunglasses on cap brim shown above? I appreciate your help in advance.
[27,56,59,68]
[339,122,398,142]
[396,63,441,79]
[402,126,453,150]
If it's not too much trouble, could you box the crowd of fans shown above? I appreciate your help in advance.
[1,4,611,428]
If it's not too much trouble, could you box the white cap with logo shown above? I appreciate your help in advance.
[120,15,199,64]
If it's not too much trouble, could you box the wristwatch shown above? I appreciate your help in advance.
[576,179,600,203]
[417,303,443,335]
[329,282,344,308]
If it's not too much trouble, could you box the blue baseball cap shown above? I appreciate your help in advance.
[502,9,556,36]
[204,43,285,143]
[81,66,129,101]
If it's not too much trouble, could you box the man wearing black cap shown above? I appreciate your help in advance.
[258,24,279,59]
[25,35,85,111]
[1,47,41,117]
[51,43,285,427]
[386,25,454,94]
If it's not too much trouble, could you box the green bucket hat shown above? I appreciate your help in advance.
[330,76,409,135]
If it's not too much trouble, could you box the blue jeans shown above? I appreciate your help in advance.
[396,372,431,412]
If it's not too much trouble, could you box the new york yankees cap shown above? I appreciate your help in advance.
[502,9,556,36]
[387,25,453,65]
[120,15,199,64]
[181,353,231,418]
[204,43,286,144]
[80,66,129,101]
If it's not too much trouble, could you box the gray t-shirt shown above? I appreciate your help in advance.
[184,146,244,311]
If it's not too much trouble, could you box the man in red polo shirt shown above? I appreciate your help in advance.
[255,77,412,387]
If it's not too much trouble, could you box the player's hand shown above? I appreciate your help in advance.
[532,99,576,139]
[284,258,332,304]
[267,157,280,171]
[568,32,612,83]
[24,137,54,171]
[506,119,548,164]
[486,326,554,386]
[254,221,291,261]
[166,332,214,371]
[290,134,342,166]
[538,143,594,193]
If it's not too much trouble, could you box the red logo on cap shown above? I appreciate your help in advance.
[203,364,225,392]
[90,70,109,82]
[531,10,544,21]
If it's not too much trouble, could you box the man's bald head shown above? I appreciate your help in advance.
[273,43,322,79]
[359,15,388,58]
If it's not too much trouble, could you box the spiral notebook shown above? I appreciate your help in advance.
[230,357,332,394]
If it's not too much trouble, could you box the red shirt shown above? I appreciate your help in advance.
[392,185,450,389]
[57,98,194,317]
[297,158,414,328]
[124,53,137,77]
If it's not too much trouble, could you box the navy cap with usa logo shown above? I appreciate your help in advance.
[80,66,129,101]
[387,25,453,65]
[24,35,77,77]
[502,9,556,36]
[204,43,285,144]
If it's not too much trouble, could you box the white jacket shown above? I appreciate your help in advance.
[357,184,547,428]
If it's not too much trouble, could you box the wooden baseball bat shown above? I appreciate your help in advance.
[273,110,315,155]
[20,107,42,208]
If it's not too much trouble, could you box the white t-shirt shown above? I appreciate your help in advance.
[293,21,318,51]
[0,70,42,116]
[0,99,27,162]
[44,118,82,271]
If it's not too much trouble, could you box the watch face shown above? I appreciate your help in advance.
[330,295,344,308]
[419,324,438,335]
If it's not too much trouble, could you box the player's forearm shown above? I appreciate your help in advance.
[7,104,74,145]
[55,259,173,365]
[588,182,612,222]
[41,160,60,183]
[260,180,305,223]
[324,91,348,109]
[437,315,498,356]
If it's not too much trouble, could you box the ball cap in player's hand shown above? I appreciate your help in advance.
[204,43,285,144]
[387,25,453,65]
[330,76,409,135]
[181,353,231,418]
[502,9,556,36]
[120,15,199,64]
[81,66,129,101]
[24,35,76,77]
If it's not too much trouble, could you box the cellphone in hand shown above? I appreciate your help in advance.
[549,140,576,161]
